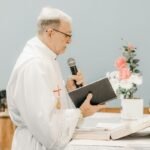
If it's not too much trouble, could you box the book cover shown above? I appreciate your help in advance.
[69,77,117,108]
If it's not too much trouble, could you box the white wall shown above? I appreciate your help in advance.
[0,0,150,106]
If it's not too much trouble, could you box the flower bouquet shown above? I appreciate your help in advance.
[107,43,142,99]
[107,43,143,119]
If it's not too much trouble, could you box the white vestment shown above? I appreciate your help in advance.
[7,37,81,150]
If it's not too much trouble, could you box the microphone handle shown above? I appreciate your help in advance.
[70,66,83,88]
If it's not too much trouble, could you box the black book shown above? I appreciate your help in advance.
[69,77,117,108]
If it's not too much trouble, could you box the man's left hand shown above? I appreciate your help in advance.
[66,71,84,92]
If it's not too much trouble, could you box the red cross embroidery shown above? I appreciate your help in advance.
[53,85,62,97]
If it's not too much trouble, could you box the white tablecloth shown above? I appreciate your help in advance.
[65,136,150,150]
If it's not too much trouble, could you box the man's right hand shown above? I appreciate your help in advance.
[80,93,106,117]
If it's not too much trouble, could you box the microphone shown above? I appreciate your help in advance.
[67,58,83,88]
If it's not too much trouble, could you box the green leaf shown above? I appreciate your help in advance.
[130,53,136,58]
[130,63,138,68]
[133,59,140,63]
[133,69,140,73]
[123,46,128,49]
[131,50,135,53]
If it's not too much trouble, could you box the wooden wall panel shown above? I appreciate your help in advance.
[0,117,14,150]
[101,107,150,114]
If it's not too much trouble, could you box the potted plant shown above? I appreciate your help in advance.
[107,42,143,119]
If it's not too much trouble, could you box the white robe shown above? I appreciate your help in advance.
[7,37,81,150]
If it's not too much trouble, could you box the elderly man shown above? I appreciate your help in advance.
[7,7,104,150]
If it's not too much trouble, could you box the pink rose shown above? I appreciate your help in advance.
[127,43,136,51]
[119,67,131,80]
[115,56,127,70]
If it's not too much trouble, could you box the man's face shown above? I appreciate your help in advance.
[52,21,72,55]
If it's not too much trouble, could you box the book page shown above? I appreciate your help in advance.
[111,115,150,139]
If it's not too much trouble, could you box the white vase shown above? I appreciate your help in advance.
[121,99,143,120]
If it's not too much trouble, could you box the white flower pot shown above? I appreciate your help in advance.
[121,99,143,120]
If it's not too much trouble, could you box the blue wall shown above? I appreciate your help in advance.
[0,0,150,106]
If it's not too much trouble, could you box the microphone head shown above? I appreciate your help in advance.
[67,58,76,67]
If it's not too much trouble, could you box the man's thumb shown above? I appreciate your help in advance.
[85,93,93,103]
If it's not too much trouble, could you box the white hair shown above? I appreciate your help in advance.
[37,7,72,33]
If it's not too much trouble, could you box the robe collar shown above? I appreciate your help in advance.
[34,36,57,60]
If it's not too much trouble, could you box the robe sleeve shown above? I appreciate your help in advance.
[13,58,81,149]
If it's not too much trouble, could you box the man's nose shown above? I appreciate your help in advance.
[66,37,72,44]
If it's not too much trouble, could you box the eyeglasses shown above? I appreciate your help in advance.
[53,28,72,38]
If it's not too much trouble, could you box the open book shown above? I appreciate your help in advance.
[69,77,116,107]
[73,113,150,140]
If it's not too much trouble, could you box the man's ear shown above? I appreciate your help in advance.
[46,28,53,37]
